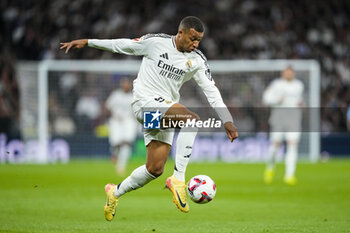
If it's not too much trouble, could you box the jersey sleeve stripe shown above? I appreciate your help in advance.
[171,36,176,48]
[194,49,207,62]
[142,33,172,40]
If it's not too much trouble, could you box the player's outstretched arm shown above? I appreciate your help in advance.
[60,39,88,54]
[224,122,238,142]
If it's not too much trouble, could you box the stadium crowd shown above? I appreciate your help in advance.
[1,0,350,135]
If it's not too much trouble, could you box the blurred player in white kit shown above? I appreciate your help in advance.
[105,78,137,176]
[263,66,304,186]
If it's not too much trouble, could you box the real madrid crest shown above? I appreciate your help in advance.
[186,59,192,70]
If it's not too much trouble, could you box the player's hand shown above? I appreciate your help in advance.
[224,122,238,142]
[60,39,88,54]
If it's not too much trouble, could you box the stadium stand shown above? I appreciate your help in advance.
[1,0,349,132]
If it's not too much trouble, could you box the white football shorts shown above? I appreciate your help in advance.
[270,131,301,143]
[108,118,138,146]
[131,96,175,146]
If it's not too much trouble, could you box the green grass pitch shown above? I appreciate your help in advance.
[1,159,349,233]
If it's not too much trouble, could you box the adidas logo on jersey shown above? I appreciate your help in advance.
[160,53,169,59]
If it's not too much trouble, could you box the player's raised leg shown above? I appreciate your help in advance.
[104,140,170,221]
[164,103,199,213]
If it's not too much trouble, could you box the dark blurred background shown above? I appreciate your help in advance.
[1,0,350,158]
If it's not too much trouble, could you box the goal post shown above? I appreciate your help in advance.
[16,59,320,163]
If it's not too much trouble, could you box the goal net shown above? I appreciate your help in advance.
[14,59,320,163]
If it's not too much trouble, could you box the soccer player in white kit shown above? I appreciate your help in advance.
[105,78,137,176]
[60,16,238,221]
[263,66,304,186]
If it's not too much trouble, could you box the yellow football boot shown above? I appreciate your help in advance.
[264,168,275,185]
[104,183,119,221]
[165,176,189,213]
[284,176,297,186]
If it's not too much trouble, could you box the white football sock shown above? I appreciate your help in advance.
[285,143,298,178]
[116,144,131,173]
[266,144,278,170]
[114,165,155,198]
[173,127,198,181]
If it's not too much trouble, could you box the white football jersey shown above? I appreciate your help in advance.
[105,89,134,120]
[88,34,232,123]
[263,78,304,128]
[263,78,304,107]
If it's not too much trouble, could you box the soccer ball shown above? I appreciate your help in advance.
[187,175,216,204]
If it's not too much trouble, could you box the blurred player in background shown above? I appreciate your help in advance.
[60,16,238,221]
[263,66,304,186]
[105,77,137,176]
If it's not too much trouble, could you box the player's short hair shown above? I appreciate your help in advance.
[179,16,204,33]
